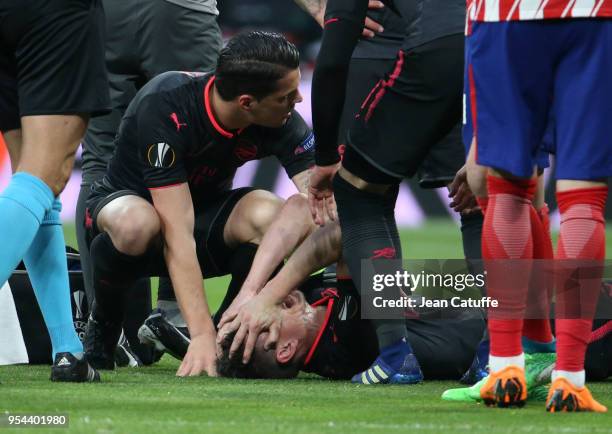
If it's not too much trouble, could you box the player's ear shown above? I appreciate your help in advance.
[275,338,298,364]
[238,94,255,111]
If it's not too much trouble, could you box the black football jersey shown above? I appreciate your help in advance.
[300,275,379,380]
[299,272,484,380]
[99,71,315,205]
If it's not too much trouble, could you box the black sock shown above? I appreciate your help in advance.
[122,278,154,363]
[213,243,259,326]
[155,278,187,329]
[157,277,175,302]
[460,211,483,260]
[333,175,408,348]
[460,212,485,296]
[76,182,95,310]
[90,232,148,324]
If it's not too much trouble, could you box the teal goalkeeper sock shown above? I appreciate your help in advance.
[522,336,556,354]
[0,172,54,286]
[23,198,83,358]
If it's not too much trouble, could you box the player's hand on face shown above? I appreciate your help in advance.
[217,289,257,330]
[362,1,385,38]
[308,163,340,226]
[177,331,218,377]
[448,165,479,214]
[220,295,283,364]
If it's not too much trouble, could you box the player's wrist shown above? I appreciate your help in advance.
[315,150,341,166]
[188,318,216,339]
[258,287,284,306]
[238,284,258,297]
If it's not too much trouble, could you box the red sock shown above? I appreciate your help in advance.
[484,176,536,357]
[523,204,555,343]
[476,196,489,216]
[555,187,607,372]
[535,204,554,259]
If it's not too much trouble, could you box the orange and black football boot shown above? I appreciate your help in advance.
[480,365,527,408]
[546,377,608,413]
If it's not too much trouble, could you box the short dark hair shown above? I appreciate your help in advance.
[216,331,300,379]
[215,31,300,101]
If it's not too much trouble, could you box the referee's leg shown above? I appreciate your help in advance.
[0,0,109,382]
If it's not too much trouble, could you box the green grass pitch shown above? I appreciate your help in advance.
[0,220,610,433]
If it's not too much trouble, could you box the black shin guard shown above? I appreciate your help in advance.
[122,278,153,363]
[333,175,407,347]
[157,277,175,302]
[333,175,402,275]
[460,211,483,261]
[460,212,485,296]
[76,183,96,309]
[90,232,150,324]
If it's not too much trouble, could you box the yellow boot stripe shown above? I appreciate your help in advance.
[374,365,388,380]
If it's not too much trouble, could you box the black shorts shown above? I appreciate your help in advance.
[0,0,110,132]
[81,0,222,183]
[84,185,256,278]
[345,34,464,184]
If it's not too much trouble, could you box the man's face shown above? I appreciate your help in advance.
[215,290,321,379]
[248,68,303,128]
[253,290,310,366]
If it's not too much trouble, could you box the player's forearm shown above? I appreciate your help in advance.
[285,221,342,277]
[164,234,215,337]
[291,169,312,195]
[263,221,342,303]
[293,0,327,26]
[241,194,316,294]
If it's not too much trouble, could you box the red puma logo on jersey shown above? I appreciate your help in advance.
[337,144,346,161]
[84,208,93,230]
[170,112,187,131]
[188,165,218,186]
[371,247,396,259]
[321,288,339,298]
[234,142,258,161]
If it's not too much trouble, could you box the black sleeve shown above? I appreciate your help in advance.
[312,0,368,166]
[266,110,315,178]
[137,95,188,189]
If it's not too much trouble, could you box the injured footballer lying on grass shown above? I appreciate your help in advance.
[140,192,485,382]
[214,196,611,385]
